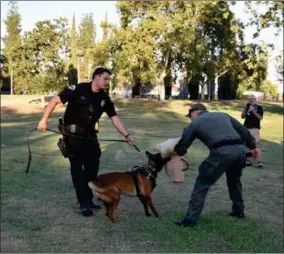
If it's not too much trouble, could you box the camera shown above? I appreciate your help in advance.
[246,103,256,115]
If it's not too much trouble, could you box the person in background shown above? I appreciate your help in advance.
[241,94,264,168]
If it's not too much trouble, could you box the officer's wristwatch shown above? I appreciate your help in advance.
[125,134,131,139]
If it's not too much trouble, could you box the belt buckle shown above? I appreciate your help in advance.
[70,124,76,133]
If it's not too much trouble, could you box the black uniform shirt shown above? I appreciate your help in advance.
[58,82,117,127]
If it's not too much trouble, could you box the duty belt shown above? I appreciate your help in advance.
[209,139,243,150]
[62,124,96,137]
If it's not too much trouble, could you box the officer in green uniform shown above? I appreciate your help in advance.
[173,103,258,227]
[37,67,135,216]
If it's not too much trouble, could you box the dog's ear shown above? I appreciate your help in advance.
[145,151,152,158]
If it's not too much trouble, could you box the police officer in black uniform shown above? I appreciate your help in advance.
[37,67,135,216]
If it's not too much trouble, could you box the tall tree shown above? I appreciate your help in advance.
[276,52,283,84]
[245,1,284,37]
[88,12,112,71]
[200,1,242,100]
[70,13,78,68]
[115,1,183,99]
[236,43,269,96]
[259,80,279,100]
[78,13,96,49]
[78,13,96,80]
[0,54,9,91]
[14,18,69,94]
[101,12,109,40]
[2,1,22,94]
[68,13,78,86]
[115,1,246,100]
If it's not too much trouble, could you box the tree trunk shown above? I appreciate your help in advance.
[200,84,205,100]
[132,78,141,98]
[214,70,228,100]
[155,69,167,101]
[158,77,166,100]
[157,48,172,101]
[213,75,218,100]
[208,81,211,101]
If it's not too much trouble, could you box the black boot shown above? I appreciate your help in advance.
[89,200,102,210]
[229,211,245,219]
[80,203,93,216]
[174,218,197,227]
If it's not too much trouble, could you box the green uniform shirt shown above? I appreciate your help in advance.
[174,111,257,156]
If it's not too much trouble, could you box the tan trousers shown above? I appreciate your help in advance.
[247,128,262,164]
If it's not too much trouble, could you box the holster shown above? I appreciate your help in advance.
[57,138,70,158]
[57,117,73,158]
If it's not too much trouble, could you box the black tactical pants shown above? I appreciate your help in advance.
[185,145,246,223]
[66,136,101,205]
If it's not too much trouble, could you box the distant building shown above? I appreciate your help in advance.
[242,91,264,100]
[110,83,132,98]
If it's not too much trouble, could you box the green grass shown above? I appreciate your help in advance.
[1,97,283,252]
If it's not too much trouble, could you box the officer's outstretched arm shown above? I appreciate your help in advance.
[110,115,135,145]
[174,124,195,156]
[37,96,62,132]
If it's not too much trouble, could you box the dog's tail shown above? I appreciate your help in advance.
[88,181,107,193]
[88,181,116,203]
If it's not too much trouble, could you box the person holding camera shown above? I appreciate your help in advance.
[241,94,264,168]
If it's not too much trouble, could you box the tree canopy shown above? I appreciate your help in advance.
[1,1,282,99]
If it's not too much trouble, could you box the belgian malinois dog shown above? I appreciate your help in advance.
[88,151,171,222]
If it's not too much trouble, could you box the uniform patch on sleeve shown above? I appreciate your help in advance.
[68,85,76,91]
[101,100,105,107]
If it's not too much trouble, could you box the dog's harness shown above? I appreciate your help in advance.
[128,166,157,198]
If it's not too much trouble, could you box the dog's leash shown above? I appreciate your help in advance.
[25,128,140,174]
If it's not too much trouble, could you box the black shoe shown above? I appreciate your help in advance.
[174,218,197,227]
[246,161,252,167]
[229,211,245,219]
[80,204,93,216]
[89,201,102,210]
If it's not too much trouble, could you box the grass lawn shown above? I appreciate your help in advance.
[1,95,283,253]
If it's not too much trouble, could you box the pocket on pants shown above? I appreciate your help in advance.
[198,159,222,184]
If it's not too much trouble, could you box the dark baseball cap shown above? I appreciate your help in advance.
[186,103,207,117]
